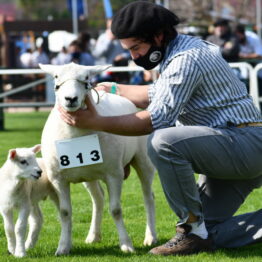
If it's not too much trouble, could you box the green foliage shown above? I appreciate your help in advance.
[17,0,70,20]
[0,112,262,261]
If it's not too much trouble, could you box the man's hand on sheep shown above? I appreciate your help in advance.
[58,96,102,130]
[95,82,119,94]
[58,94,153,136]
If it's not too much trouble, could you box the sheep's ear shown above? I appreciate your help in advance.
[84,65,112,77]
[90,64,111,74]
[31,144,41,154]
[8,149,17,160]
[39,63,59,76]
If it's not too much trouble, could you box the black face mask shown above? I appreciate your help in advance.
[71,52,81,60]
[134,45,165,70]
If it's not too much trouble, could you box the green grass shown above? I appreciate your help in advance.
[0,111,262,261]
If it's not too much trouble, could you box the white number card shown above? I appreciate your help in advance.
[55,134,103,169]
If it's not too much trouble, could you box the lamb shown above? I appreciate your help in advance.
[0,145,58,258]
[39,62,157,255]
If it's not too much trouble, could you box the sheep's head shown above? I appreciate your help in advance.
[39,63,110,112]
[8,144,42,180]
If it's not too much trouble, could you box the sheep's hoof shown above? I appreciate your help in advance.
[85,233,101,243]
[14,251,26,258]
[120,244,135,253]
[143,235,158,246]
[25,241,34,250]
[55,247,71,256]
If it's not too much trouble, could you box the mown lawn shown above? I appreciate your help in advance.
[0,111,262,262]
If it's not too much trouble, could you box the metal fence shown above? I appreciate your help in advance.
[0,63,261,110]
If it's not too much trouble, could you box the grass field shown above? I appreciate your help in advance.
[0,111,262,262]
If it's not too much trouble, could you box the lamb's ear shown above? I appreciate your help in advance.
[31,144,41,154]
[8,149,17,160]
[39,63,59,76]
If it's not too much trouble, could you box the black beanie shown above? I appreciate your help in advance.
[111,1,180,39]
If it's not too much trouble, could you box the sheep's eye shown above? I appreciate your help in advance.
[20,159,28,165]
[54,75,58,79]
[85,82,92,89]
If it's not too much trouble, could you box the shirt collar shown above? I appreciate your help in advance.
[160,34,182,72]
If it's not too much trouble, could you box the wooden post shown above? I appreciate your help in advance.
[0,73,4,130]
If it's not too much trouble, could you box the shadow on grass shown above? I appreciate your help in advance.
[68,241,262,259]
[27,242,159,258]
[68,242,159,257]
[24,237,262,259]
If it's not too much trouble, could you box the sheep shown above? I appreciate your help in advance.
[39,62,157,255]
[0,145,58,258]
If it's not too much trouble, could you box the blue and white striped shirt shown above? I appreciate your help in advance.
[147,34,261,130]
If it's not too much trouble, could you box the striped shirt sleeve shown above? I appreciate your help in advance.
[147,52,202,130]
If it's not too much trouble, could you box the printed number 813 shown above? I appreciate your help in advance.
[60,150,101,166]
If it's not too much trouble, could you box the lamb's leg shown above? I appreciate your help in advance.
[106,176,134,252]
[14,206,30,257]
[25,203,43,250]
[132,154,157,246]
[52,180,72,256]
[82,181,104,243]
[2,210,16,255]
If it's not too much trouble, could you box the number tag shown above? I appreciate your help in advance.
[55,134,103,169]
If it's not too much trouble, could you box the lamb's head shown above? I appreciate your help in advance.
[39,63,110,112]
[8,144,42,180]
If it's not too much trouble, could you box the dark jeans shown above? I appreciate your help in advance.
[147,125,262,248]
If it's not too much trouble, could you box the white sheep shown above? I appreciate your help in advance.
[39,62,157,255]
[0,145,58,257]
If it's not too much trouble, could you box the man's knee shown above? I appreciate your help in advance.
[147,129,169,160]
[147,126,195,155]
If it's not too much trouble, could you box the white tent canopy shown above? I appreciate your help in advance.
[48,30,76,52]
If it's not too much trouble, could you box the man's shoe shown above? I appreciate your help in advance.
[149,224,213,256]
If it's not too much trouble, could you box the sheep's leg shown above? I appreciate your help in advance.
[49,186,60,210]
[2,210,16,255]
[82,181,104,243]
[132,156,157,246]
[25,203,43,250]
[52,180,72,256]
[106,176,134,252]
[14,206,30,257]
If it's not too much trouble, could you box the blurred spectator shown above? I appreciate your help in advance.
[234,24,262,109]
[67,40,95,66]
[16,31,34,55]
[51,47,69,65]
[31,38,50,67]
[206,19,240,62]
[77,31,92,53]
[130,70,155,85]
[234,24,262,60]
[92,19,130,65]
[92,19,131,83]
[20,48,33,68]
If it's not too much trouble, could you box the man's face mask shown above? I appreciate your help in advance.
[134,45,165,70]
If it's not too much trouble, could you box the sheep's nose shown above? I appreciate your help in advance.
[37,170,42,178]
[65,96,78,105]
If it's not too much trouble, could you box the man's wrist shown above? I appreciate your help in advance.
[110,82,120,95]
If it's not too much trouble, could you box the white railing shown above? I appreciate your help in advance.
[252,63,262,106]
[0,63,261,110]
[0,68,51,108]
[229,62,259,109]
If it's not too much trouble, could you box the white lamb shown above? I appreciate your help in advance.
[0,145,58,258]
[39,62,157,255]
